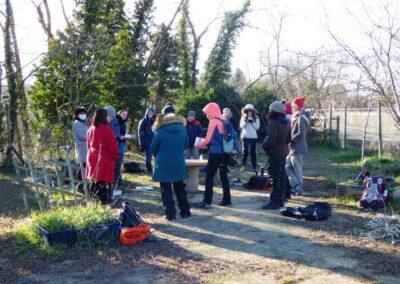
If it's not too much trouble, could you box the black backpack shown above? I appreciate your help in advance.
[280,202,332,221]
[124,162,144,173]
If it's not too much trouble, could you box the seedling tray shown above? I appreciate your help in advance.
[33,221,120,247]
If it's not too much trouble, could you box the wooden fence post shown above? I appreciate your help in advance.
[323,117,327,143]
[52,154,66,205]
[79,159,90,200]
[27,159,44,211]
[336,115,340,150]
[344,107,347,150]
[329,102,333,135]
[12,158,30,213]
[64,147,78,206]
[378,101,383,157]
[40,154,54,209]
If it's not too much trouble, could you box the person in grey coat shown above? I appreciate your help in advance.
[286,97,310,195]
[72,106,89,166]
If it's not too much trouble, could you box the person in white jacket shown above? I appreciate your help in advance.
[240,104,260,172]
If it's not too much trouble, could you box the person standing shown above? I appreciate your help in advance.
[113,109,129,191]
[138,108,156,173]
[72,106,89,167]
[105,106,120,140]
[262,101,290,209]
[86,108,119,204]
[283,101,293,201]
[151,104,191,221]
[185,111,203,159]
[240,104,260,173]
[196,102,231,208]
[286,97,310,195]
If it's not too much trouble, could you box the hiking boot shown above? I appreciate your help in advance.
[218,201,232,207]
[262,203,280,210]
[181,213,191,218]
[195,202,211,209]
[165,215,176,221]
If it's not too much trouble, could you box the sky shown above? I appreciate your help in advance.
[0,0,395,84]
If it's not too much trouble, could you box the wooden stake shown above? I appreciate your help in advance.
[52,153,66,205]
[378,101,383,157]
[27,159,44,211]
[39,154,54,209]
[361,96,372,166]
[64,147,77,205]
[344,107,347,150]
[12,158,30,212]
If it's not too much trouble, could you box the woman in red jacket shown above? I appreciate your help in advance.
[86,108,119,204]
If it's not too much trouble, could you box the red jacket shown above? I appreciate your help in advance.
[86,123,119,183]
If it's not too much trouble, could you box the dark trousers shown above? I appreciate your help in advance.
[113,153,124,186]
[204,153,231,204]
[160,181,191,218]
[242,138,257,169]
[268,155,287,207]
[88,181,110,205]
[284,173,292,200]
[145,143,153,173]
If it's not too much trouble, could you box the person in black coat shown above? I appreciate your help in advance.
[262,101,291,210]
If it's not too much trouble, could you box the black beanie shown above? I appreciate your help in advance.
[162,104,175,114]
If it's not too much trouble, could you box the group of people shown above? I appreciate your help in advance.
[71,96,309,220]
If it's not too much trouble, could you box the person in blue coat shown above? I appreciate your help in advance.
[138,107,156,173]
[185,111,203,159]
[151,104,191,221]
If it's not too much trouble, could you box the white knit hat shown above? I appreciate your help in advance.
[244,104,256,112]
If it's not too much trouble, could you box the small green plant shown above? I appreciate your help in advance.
[323,177,337,188]
[16,203,115,252]
[332,150,361,163]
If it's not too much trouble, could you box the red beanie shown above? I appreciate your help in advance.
[293,97,305,109]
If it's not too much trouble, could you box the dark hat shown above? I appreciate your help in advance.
[162,104,175,115]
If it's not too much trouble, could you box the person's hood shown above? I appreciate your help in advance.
[203,102,221,119]
[145,107,156,118]
[187,119,200,126]
[152,114,186,133]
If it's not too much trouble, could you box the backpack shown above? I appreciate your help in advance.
[216,118,238,154]
[280,202,332,221]
[360,176,388,209]
[244,175,272,191]
[124,162,144,173]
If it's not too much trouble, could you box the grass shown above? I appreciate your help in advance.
[332,149,362,163]
[16,202,115,252]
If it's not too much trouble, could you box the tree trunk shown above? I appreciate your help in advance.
[8,0,30,145]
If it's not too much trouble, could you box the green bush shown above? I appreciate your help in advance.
[363,156,400,176]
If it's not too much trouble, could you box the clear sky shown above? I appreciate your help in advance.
[0,0,394,84]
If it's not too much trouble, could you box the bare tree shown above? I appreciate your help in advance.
[31,0,53,40]
[326,1,400,128]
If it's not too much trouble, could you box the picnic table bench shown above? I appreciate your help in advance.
[185,159,208,192]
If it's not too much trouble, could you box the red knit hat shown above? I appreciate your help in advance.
[293,97,306,109]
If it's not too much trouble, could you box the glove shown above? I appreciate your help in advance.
[139,145,145,152]
[248,119,254,123]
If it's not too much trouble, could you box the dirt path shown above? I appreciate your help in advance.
[1,149,399,283]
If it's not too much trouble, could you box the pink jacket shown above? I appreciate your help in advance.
[197,102,225,149]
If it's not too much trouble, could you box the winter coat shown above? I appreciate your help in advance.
[116,114,127,154]
[262,113,290,157]
[240,111,260,139]
[86,124,119,183]
[186,119,203,149]
[197,103,225,154]
[151,114,188,183]
[138,108,156,147]
[289,111,310,155]
[72,120,89,165]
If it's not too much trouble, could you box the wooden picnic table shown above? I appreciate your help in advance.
[185,159,208,192]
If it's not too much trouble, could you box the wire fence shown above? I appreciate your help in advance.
[312,106,400,152]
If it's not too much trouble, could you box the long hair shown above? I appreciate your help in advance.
[93,108,108,127]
